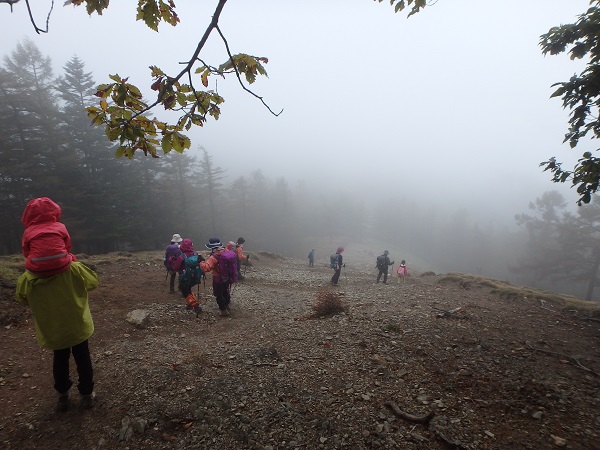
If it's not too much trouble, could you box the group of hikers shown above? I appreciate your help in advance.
[311,247,409,285]
[163,234,249,317]
[14,196,253,413]
[375,250,409,284]
[14,195,409,414]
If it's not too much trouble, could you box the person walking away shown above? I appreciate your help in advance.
[164,233,182,293]
[173,238,202,314]
[330,247,344,286]
[308,249,315,267]
[17,199,99,412]
[397,260,409,283]
[235,237,249,280]
[376,250,394,284]
[200,238,238,316]
[21,197,77,277]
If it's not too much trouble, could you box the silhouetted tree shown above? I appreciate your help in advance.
[515,191,600,301]
[198,148,225,235]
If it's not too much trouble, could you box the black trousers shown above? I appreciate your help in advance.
[331,268,341,285]
[168,269,176,292]
[377,269,388,283]
[53,339,94,395]
[213,280,231,310]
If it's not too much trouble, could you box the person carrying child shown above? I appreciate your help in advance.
[397,259,409,283]
[199,238,238,316]
[17,198,98,411]
[21,197,77,277]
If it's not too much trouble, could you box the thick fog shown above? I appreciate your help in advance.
[1,1,595,297]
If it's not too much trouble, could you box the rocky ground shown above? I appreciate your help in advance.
[0,250,600,450]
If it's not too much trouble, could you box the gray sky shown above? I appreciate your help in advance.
[0,0,590,225]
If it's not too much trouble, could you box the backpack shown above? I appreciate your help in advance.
[178,253,204,289]
[216,249,238,285]
[164,244,181,271]
[330,254,339,269]
[164,254,179,271]
[376,255,386,270]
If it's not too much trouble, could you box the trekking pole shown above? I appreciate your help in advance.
[162,270,168,292]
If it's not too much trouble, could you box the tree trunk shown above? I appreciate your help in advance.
[585,248,600,301]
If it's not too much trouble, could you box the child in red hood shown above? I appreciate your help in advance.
[21,197,77,277]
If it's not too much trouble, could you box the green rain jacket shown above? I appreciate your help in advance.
[15,262,98,350]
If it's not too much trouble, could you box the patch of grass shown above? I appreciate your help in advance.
[382,322,400,333]
[312,291,346,318]
[0,255,24,284]
[421,271,436,277]
[439,272,600,318]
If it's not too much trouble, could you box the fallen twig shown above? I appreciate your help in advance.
[432,307,466,319]
[1,280,16,289]
[538,299,555,312]
[384,401,434,424]
[525,341,600,378]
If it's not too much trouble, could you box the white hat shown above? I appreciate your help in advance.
[171,233,183,243]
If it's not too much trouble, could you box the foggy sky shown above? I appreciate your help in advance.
[0,0,590,226]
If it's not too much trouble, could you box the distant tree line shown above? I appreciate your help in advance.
[0,39,368,256]
[514,191,600,301]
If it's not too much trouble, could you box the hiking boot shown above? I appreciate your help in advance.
[56,392,70,412]
[81,392,96,409]
[220,309,230,317]
[193,305,202,315]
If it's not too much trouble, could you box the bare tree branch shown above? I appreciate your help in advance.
[25,0,54,34]
[216,24,283,117]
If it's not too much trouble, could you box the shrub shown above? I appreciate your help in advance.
[312,291,346,318]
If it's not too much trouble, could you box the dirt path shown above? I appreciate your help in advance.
[1,251,599,449]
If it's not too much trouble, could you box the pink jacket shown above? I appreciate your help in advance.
[21,197,76,276]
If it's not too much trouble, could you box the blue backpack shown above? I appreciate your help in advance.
[330,254,339,269]
[178,253,204,289]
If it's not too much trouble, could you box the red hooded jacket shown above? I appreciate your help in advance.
[21,197,76,276]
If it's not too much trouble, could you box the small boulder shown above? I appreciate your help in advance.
[125,310,150,329]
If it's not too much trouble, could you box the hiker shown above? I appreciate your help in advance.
[164,233,182,293]
[330,247,344,286]
[21,197,77,277]
[172,238,202,314]
[308,249,315,267]
[376,250,394,284]
[235,237,250,280]
[397,260,409,283]
[17,203,99,412]
[199,237,238,316]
